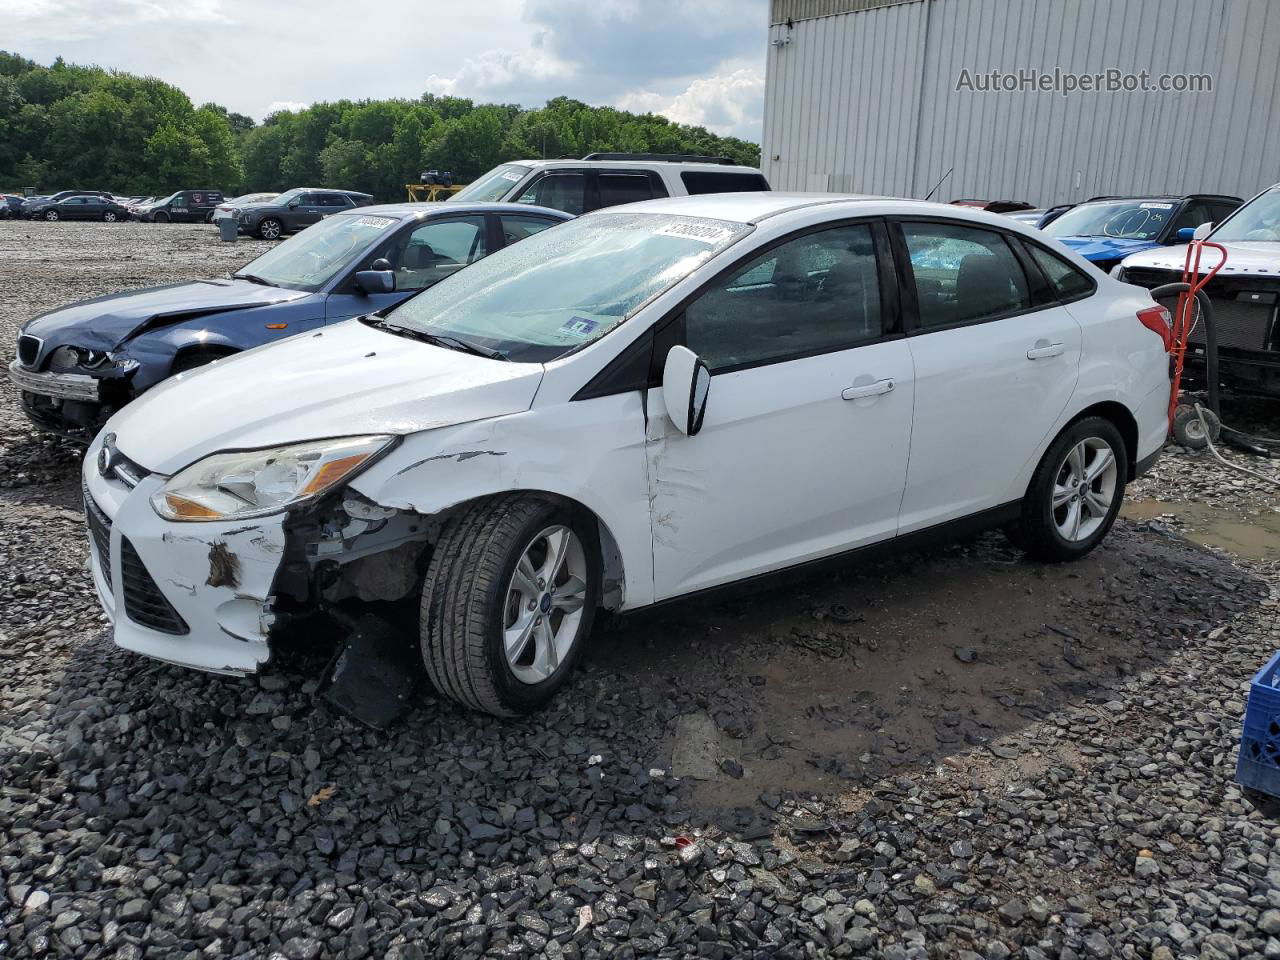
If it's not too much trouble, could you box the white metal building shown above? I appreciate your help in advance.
[761,0,1280,204]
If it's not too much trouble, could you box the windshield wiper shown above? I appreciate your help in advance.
[366,318,508,361]
[232,272,276,287]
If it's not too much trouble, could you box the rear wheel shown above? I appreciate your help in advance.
[103,210,119,222]
[43,210,59,221]
[257,218,283,240]
[1011,416,1127,562]
[420,495,599,716]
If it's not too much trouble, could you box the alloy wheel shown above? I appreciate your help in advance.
[259,219,281,239]
[502,525,588,684]
[1052,437,1118,542]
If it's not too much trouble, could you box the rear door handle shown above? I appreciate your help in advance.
[1027,341,1065,360]
[842,378,895,401]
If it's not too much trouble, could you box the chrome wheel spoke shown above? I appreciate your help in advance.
[503,523,588,685]
[1066,442,1087,483]
[1085,448,1114,483]
[1066,500,1083,540]
[535,618,559,676]
[504,613,537,664]
[552,576,586,613]
[1052,483,1074,508]
[512,555,540,598]
[540,528,571,583]
[1084,489,1111,519]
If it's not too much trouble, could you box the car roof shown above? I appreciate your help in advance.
[341,201,573,221]
[586,191,886,224]
[1072,193,1241,205]
[507,158,763,176]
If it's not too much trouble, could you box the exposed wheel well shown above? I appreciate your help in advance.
[170,345,238,376]
[1065,401,1140,477]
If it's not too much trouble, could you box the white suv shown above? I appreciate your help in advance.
[448,153,770,216]
[83,194,1171,716]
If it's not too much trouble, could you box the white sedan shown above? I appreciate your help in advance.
[82,193,1172,715]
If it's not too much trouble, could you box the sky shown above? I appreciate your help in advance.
[1,0,769,141]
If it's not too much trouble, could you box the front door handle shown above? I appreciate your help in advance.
[1027,341,1065,360]
[842,378,895,401]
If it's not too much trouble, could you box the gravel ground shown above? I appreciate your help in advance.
[2,221,1280,959]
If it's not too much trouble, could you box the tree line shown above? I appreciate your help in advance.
[0,51,761,199]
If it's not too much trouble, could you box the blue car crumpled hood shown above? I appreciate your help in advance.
[22,278,309,353]
[1054,236,1159,263]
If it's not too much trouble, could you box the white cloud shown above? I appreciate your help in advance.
[265,100,308,115]
[426,48,572,99]
[617,67,765,139]
[6,0,231,39]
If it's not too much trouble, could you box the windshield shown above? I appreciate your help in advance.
[382,212,751,362]
[1212,189,1280,242]
[232,192,277,205]
[234,213,399,291]
[152,192,179,206]
[268,188,304,207]
[1043,200,1176,241]
[448,164,529,203]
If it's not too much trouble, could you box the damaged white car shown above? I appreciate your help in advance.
[83,193,1171,716]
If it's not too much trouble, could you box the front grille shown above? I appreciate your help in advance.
[16,335,40,367]
[1125,267,1279,353]
[83,478,113,591]
[120,538,189,635]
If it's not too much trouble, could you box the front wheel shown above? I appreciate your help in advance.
[420,495,599,716]
[43,210,59,221]
[1011,416,1127,562]
[153,211,169,224]
[257,218,283,240]
[103,210,118,222]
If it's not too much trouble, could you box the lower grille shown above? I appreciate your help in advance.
[83,479,113,591]
[120,538,189,635]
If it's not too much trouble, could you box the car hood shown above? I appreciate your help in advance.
[21,279,311,353]
[1120,240,1280,277]
[1053,236,1158,261]
[108,319,546,474]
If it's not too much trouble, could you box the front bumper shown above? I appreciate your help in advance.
[83,433,288,675]
[8,359,100,401]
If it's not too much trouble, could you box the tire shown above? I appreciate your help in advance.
[43,210,59,221]
[257,218,283,240]
[171,349,234,375]
[153,211,169,224]
[1172,404,1219,450]
[1011,416,1128,562]
[103,210,118,222]
[420,494,600,717]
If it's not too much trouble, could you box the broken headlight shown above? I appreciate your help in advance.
[151,435,393,522]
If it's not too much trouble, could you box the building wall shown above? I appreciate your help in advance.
[762,0,1280,204]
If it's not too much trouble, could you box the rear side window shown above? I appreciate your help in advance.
[597,174,658,208]
[901,222,1032,328]
[1028,245,1095,301]
[681,171,770,195]
[498,214,562,245]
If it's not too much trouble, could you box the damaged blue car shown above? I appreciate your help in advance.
[9,202,571,438]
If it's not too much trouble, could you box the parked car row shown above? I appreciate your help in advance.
[11,152,1181,716]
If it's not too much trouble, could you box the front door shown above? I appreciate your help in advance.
[647,221,915,599]
[325,215,491,322]
[894,219,1083,533]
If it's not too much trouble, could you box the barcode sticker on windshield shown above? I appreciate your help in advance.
[352,216,396,229]
[1140,203,1174,210]
[559,316,601,339]
[654,221,735,245]
[501,169,524,181]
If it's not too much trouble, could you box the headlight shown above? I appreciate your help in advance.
[151,435,393,522]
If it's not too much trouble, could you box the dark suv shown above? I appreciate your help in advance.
[236,188,375,239]
[26,193,129,222]
[136,190,225,223]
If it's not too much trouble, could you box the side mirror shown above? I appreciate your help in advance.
[1175,227,1196,242]
[288,199,300,209]
[662,345,710,436]
[354,269,395,294]
[1192,222,1214,241]
[370,258,392,272]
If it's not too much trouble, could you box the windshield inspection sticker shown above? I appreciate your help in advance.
[352,216,395,229]
[654,221,735,245]
[501,169,524,182]
[559,316,601,339]
[1140,202,1175,210]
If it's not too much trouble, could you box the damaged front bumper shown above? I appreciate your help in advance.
[83,433,288,675]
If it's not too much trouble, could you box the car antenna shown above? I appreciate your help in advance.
[922,166,954,202]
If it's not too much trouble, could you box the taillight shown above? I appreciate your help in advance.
[1137,305,1172,351]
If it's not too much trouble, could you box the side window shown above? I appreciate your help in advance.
[318,194,348,208]
[680,171,771,194]
[597,174,655,208]
[294,194,315,206]
[685,223,883,372]
[901,222,1031,328]
[498,214,561,246]
[516,173,586,215]
[375,216,488,292]
[1209,201,1240,227]
[1027,245,1095,301]
[1170,201,1214,234]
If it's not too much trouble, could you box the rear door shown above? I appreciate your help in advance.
[892,218,1083,533]
[514,172,588,216]
[591,170,668,211]
[61,197,89,219]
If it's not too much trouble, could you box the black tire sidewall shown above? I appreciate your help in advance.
[483,502,601,714]
[1023,417,1128,561]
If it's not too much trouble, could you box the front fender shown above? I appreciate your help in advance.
[348,395,655,608]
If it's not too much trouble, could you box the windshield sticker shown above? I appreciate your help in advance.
[351,215,396,229]
[654,221,736,245]
[1139,202,1175,210]
[558,316,601,339]
[501,169,524,182]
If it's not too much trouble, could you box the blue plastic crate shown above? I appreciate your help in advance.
[1237,650,1280,800]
